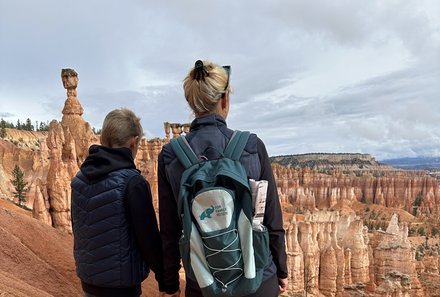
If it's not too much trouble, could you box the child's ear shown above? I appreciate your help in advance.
[130,136,139,148]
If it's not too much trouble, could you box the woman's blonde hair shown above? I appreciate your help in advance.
[183,60,230,115]
[100,108,143,147]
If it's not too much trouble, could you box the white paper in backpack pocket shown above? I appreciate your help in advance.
[249,179,268,231]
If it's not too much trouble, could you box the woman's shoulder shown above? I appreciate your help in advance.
[159,142,177,165]
[243,132,259,154]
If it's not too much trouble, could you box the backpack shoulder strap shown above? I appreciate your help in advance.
[170,136,200,169]
[224,130,250,161]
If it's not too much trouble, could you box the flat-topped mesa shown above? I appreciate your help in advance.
[271,153,393,171]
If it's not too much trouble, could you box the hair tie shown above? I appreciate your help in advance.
[193,60,209,81]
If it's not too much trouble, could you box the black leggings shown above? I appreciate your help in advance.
[185,274,279,297]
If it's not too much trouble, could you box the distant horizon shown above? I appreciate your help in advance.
[3,122,440,162]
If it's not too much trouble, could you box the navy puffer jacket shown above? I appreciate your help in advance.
[71,168,149,287]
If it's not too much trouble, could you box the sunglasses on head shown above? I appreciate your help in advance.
[222,65,231,91]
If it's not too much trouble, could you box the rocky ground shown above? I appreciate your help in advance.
[0,200,167,297]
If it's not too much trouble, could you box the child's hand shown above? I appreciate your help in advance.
[278,277,288,295]
[160,289,180,297]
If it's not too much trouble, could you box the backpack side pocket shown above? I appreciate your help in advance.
[252,225,270,270]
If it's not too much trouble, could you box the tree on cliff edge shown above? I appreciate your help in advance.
[0,126,6,138]
[10,165,28,207]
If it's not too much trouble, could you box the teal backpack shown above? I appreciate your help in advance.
[170,130,270,297]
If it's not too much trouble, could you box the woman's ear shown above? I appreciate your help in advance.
[220,92,230,120]
[221,92,229,110]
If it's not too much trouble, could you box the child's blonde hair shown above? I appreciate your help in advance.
[100,108,143,147]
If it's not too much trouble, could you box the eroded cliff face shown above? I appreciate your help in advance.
[2,71,440,296]
[273,164,440,219]
[0,129,49,208]
[0,69,165,233]
[135,138,167,209]
[284,212,427,296]
[29,69,98,233]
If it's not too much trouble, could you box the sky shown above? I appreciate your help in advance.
[0,0,439,160]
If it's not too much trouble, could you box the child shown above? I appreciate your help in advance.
[71,108,166,297]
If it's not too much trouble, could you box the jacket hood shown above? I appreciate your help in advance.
[80,145,137,181]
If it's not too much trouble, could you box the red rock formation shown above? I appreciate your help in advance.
[135,138,167,209]
[0,129,49,208]
[32,178,52,225]
[319,223,338,296]
[273,165,440,218]
[3,73,440,296]
[298,221,320,296]
[285,219,304,293]
[283,211,433,296]
[341,219,370,284]
[370,215,424,296]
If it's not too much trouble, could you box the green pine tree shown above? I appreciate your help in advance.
[10,165,28,207]
[0,126,6,138]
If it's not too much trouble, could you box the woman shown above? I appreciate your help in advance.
[158,60,288,297]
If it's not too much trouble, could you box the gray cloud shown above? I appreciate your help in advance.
[0,112,15,118]
[0,0,439,160]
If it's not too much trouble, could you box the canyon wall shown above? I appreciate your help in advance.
[273,164,440,220]
[285,212,427,296]
[0,129,49,208]
[2,69,440,295]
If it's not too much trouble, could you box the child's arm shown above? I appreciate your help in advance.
[126,175,166,292]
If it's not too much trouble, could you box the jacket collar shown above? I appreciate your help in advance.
[190,114,227,131]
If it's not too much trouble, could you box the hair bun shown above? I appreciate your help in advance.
[193,60,209,81]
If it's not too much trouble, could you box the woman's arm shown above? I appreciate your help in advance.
[158,150,182,295]
[257,137,288,279]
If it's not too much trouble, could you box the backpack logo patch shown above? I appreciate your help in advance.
[193,189,234,233]
[200,205,215,220]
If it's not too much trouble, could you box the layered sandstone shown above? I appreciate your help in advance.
[284,212,428,296]
[273,164,440,218]
[2,72,440,296]
[0,129,49,208]
[30,69,98,232]
[30,69,165,231]
[135,137,167,209]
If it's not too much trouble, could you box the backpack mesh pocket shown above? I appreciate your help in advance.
[192,188,244,289]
